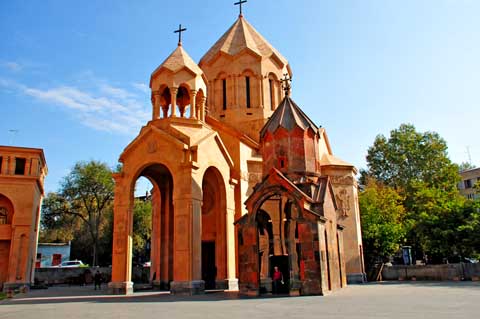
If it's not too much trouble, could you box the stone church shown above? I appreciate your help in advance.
[109,10,365,296]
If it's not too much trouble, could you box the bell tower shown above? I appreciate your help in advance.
[199,9,292,141]
[150,26,207,122]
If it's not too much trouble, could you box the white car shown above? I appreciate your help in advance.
[58,260,86,268]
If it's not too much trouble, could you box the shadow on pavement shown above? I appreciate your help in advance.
[2,281,478,305]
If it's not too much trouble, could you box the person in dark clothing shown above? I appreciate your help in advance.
[94,270,102,290]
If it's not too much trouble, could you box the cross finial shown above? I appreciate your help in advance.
[234,0,247,17]
[281,73,292,97]
[174,24,187,46]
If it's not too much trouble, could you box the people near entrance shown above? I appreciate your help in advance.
[272,266,284,294]
[94,270,103,290]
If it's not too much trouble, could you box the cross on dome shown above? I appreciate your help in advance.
[234,0,247,17]
[174,24,187,46]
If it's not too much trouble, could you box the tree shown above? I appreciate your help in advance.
[132,198,152,265]
[41,161,114,266]
[364,123,459,193]
[361,124,478,262]
[359,178,406,266]
[458,162,476,172]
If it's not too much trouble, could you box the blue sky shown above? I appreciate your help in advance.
[1,0,479,194]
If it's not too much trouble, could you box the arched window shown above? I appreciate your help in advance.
[245,76,251,108]
[0,207,7,225]
[222,79,227,110]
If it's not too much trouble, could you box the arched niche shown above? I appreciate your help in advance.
[240,69,257,109]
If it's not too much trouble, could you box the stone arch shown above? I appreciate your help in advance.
[159,86,171,118]
[123,162,175,290]
[251,187,302,294]
[176,84,191,118]
[0,193,14,225]
[267,73,280,110]
[201,166,227,289]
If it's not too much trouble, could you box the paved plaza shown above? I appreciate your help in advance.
[1,282,479,319]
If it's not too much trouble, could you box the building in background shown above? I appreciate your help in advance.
[0,146,47,292]
[459,167,480,200]
[36,242,71,268]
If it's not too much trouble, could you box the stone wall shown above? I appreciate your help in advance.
[34,267,150,285]
[381,263,480,281]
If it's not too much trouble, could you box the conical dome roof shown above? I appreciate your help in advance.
[199,16,288,66]
[260,96,319,138]
[152,45,203,77]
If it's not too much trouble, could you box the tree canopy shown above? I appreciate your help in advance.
[40,161,114,266]
[360,124,479,264]
[359,179,406,266]
[363,123,459,192]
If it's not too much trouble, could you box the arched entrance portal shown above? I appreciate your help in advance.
[134,164,174,290]
[255,192,301,295]
[201,167,227,289]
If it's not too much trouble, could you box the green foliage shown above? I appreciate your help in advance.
[409,183,472,260]
[40,161,114,266]
[458,162,476,172]
[359,179,406,265]
[364,123,459,193]
[361,123,479,263]
[132,199,152,264]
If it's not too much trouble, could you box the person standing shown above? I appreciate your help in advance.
[272,266,283,294]
[94,270,102,290]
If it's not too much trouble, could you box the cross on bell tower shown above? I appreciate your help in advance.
[174,24,187,46]
[234,0,247,17]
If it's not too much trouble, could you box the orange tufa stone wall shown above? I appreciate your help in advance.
[0,146,47,292]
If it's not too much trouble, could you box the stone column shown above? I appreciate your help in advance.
[190,90,197,119]
[151,91,160,120]
[151,186,162,287]
[260,76,265,108]
[8,156,15,175]
[233,75,238,107]
[257,76,263,108]
[4,228,31,291]
[199,96,206,121]
[109,175,134,295]
[226,207,239,291]
[170,87,178,118]
[24,158,31,176]
[170,196,204,295]
[160,179,172,287]
[209,80,215,114]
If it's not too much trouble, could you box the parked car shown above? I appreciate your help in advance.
[57,260,88,268]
